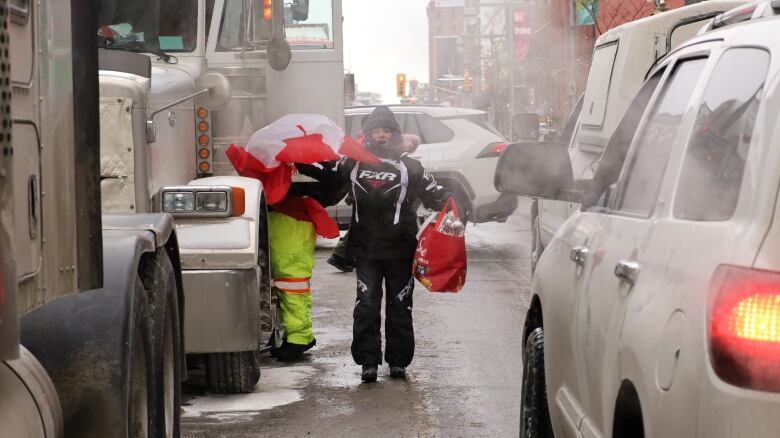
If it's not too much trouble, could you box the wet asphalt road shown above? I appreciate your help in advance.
[181,198,533,438]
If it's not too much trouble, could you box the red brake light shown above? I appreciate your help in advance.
[477,142,507,159]
[710,265,780,392]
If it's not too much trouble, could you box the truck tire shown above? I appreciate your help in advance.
[205,351,261,394]
[20,274,157,438]
[520,327,553,438]
[139,251,182,438]
[257,201,274,346]
[129,296,151,438]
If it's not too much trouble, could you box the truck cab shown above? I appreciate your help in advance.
[95,0,344,393]
[3,0,187,436]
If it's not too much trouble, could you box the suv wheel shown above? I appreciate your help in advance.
[520,327,553,438]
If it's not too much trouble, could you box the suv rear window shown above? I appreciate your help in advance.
[416,113,454,144]
[673,49,769,221]
[461,114,503,138]
[580,41,618,128]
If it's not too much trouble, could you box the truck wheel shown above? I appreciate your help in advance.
[520,327,553,438]
[160,287,181,438]
[129,310,150,438]
[128,276,154,438]
[257,200,274,345]
[205,351,261,394]
[140,251,182,438]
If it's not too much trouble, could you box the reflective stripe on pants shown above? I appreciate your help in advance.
[274,278,314,346]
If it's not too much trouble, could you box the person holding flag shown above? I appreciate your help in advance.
[299,106,450,382]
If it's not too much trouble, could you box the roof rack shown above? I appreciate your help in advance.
[710,0,779,30]
[346,104,447,109]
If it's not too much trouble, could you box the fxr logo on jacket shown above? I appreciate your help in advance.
[358,170,398,188]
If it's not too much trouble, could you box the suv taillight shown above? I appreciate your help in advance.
[476,142,507,159]
[710,265,780,392]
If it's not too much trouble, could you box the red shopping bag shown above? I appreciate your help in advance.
[413,198,467,292]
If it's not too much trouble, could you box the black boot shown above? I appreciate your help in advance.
[361,364,378,383]
[389,365,406,379]
[271,340,309,362]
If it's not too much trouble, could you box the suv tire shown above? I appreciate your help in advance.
[520,327,553,438]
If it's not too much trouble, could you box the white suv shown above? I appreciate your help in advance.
[531,0,748,273]
[328,105,517,226]
[497,2,780,437]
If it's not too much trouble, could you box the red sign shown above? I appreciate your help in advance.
[513,9,532,61]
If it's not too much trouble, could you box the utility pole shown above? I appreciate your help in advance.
[505,2,514,119]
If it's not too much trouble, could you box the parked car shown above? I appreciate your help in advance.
[325,105,518,228]
[497,2,780,436]
[530,0,748,273]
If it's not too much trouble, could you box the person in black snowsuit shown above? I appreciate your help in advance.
[299,106,449,382]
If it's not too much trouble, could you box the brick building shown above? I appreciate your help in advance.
[595,0,687,34]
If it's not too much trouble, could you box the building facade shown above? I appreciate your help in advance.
[427,0,466,103]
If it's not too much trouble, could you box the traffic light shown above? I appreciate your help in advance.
[463,70,472,93]
[396,73,407,98]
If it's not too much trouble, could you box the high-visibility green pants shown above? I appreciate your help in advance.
[269,212,316,346]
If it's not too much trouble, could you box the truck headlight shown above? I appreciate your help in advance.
[158,186,240,218]
[196,191,228,213]
[162,192,195,213]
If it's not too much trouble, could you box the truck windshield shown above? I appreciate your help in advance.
[284,0,334,50]
[97,0,198,53]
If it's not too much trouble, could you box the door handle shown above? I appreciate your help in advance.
[570,246,588,266]
[615,260,640,285]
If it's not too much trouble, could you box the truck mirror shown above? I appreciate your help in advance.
[197,72,232,110]
[291,0,310,21]
[494,140,576,201]
[511,113,540,142]
[268,36,292,71]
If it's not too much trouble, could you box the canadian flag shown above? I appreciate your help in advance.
[226,114,379,205]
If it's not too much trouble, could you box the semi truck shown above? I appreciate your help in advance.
[95,0,344,394]
[2,0,185,436]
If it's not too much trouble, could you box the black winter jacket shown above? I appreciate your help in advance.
[299,156,449,260]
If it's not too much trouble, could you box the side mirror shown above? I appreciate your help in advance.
[267,36,292,71]
[291,0,310,21]
[494,141,577,201]
[197,72,232,110]
[511,113,540,142]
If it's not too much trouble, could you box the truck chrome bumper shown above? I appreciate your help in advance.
[182,268,261,353]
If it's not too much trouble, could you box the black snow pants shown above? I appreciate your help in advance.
[351,258,415,367]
